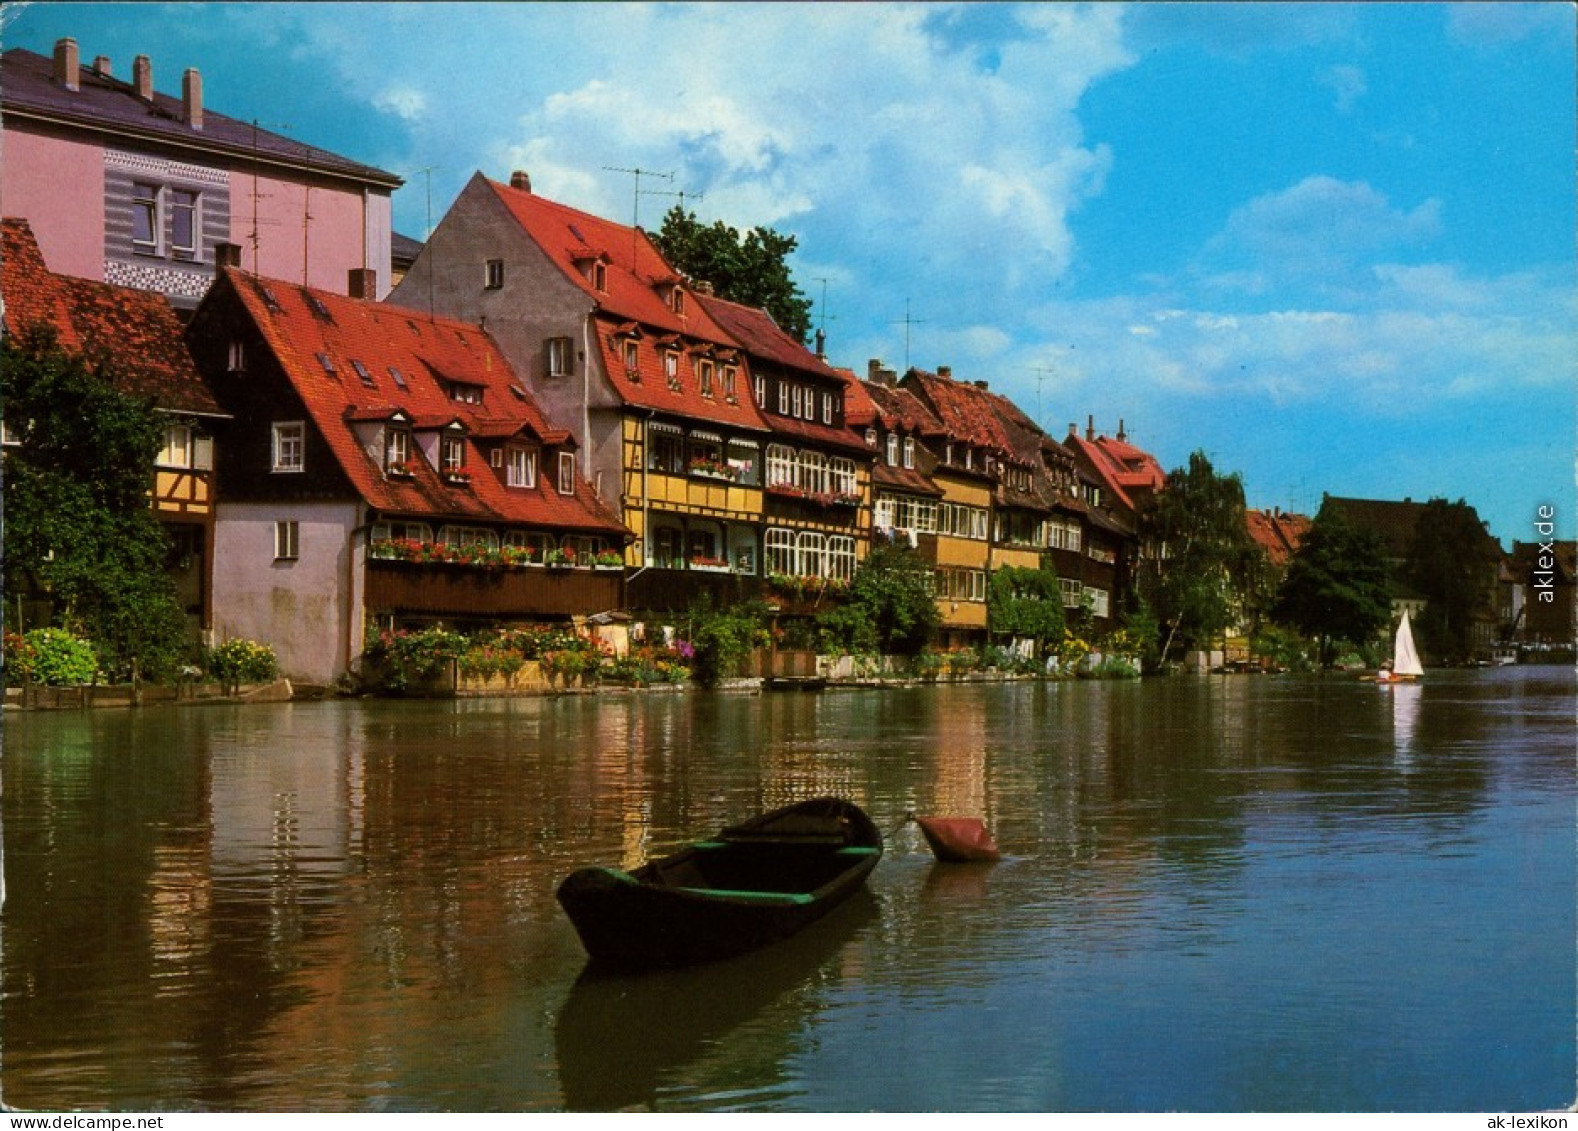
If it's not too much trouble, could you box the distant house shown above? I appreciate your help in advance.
[1062,418,1167,529]
[1505,540,1575,652]
[1,216,226,637]
[1246,508,1311,572]
[185,266,629,685]
[1319,494,1503,658]
[1,39,401,312]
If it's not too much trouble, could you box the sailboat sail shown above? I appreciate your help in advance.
[1393,611,1424,678]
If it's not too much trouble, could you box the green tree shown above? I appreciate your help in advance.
[986,561,1065,659]
[1138,450,1263,664]
[2,327,189,679]
[652,206,814,342]
[1272,508,1393,667]
[1404,498,1496,663]
[685,598,769,688]
[817,543,939,656]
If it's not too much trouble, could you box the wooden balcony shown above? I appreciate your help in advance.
[365,559,625,619]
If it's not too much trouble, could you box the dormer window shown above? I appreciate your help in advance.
[593,261,607,292]
[671,288,685,316]
[886,433,899,466]
[903,437,916,469]
[386,428,411,471]
[723,365,738,401]
[663,350,679,388]
[697,358,715,398]
[622,339,639,375]
[441,435,465,472]
[557,451,576,495]
[506,445,538,488]
[865,428,878,448]
[447,380,483,405]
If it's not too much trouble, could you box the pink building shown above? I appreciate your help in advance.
[1,39,401,314]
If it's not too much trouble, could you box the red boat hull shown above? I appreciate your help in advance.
[915,816,1000,863]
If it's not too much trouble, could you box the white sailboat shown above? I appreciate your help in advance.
[1378,610,1424,682]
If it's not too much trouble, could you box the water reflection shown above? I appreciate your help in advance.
[554,892,876,1111]
[2,668,1571,1111]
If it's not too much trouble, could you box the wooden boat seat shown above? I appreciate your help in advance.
[676,887,814,904]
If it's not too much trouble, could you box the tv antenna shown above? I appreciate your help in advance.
[890,298,927,372]
[1024,365,1058,431]
[605,166,673,257]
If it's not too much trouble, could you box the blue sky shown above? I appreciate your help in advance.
[7,2,1574,543]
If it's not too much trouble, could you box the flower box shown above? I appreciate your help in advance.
[443,470,473,486]
[386,462,415,479]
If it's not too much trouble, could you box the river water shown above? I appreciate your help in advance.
[1,668,1572,1112]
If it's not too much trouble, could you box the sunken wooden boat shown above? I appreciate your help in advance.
[556,797,883,968]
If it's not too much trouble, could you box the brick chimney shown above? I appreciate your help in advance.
[509,170,532,193]
[182,68,203,130]
[133,55,152,101]
[348,268,377,300]
[53,39,80,91]
[814,328,826,360]
[938,365,952,379]
[214,242,242,268]
[867,359,898,387]
[92,56,112,77]
[1087,415,1096,441]
[974,380,988,390]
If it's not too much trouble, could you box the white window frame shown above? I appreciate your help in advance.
[822,391,834,425]
[157,424,194,468]
[766,444,795,489]
[829,456,856,498]
[131,181,160,253]
[384,430,410,473]
[697,357,715,397]
[902,436,916,469]
[272,421,305,473]
[507,445,537,488]
[441,435,466,472]
[886,433,899,466]
[275,520,300,561]
[547,336,573,378]
[169,189,199,259]
[765,527,795,575]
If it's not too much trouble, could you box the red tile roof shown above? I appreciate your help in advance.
[2,216,222,416]
[213,267,626,536]
[484,177,774,433]
[903,368,1020,457]
[1246,508,1312,567]
[1063,426,1166,514]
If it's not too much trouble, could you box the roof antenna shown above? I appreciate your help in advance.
[605,165,672,262]
[890,298,927,372]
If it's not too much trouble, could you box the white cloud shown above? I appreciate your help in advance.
[372,85,427,122]
[1202,176,1442,290]
[1317,64,1366,113]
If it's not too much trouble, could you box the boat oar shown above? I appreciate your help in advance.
[899,811,1001,863]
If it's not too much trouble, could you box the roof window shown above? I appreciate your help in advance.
[315,352,338,378]
[351,359,375,388]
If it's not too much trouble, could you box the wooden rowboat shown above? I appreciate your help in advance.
[556,797,883,968]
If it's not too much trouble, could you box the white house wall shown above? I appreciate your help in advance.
[211,500,365,685]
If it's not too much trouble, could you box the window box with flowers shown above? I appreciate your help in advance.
[443,468,473,487]
[689,555,731,573]
[593,551,625,570]
[543,547,574,569]
[387,460,416,479]
[688,457,735,481]
[766,482,808,501]
[815,491,862,508]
